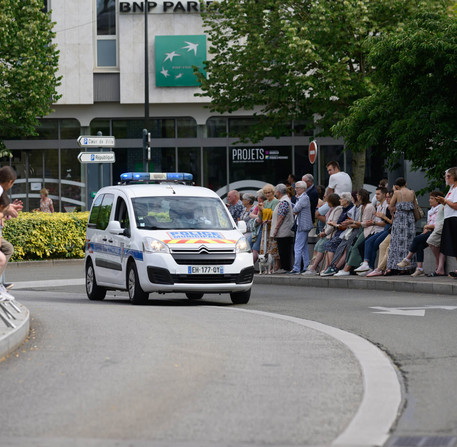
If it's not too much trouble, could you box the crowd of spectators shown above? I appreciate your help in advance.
[228,162,457,279]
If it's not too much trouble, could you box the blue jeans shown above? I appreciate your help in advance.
[364,229,390,269]
[292,230,310,272]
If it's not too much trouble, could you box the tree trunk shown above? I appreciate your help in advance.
[351,148,366,191]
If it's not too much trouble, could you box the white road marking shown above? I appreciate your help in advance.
[12,279,85,290]
[370,305,457,317]
[222,307,402,447]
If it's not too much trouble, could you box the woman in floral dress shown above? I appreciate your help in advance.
[386,178,416,272]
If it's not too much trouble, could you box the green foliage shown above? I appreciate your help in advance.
[0,0,61,151]
[196,0,441,142]
[2,212,89,261]
[333,10,457,191]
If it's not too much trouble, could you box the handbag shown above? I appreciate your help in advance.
[413,195,425,221]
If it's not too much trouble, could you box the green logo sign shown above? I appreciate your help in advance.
[155,35,206,87]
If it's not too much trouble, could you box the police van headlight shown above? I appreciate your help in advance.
[143,237,170,254]
[235,237,251,253]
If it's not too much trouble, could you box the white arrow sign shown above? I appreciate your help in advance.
[77,152,116,164]
[77,136,115,148]
[370,306,457,317]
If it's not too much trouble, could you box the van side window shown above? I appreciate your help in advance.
[88,194,104,228]
[114,197,130,230]
[97,194,114,230]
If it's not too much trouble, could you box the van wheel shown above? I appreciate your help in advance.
[86,259,106,301]
[230,289,251,304]
[186,292,204,300]
[127,262,149,305]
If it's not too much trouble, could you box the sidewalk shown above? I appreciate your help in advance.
[254,270,457,296]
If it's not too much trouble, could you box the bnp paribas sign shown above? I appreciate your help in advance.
[119,1,213,13]
[155,35,206,87]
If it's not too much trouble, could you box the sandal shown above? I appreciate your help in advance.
[448,271,457,278]
[428,272,446,277]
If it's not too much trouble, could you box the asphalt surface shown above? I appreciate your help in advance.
[2,260,457,446]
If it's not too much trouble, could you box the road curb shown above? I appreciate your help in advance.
[0,302,30,361]
[254,273,457,296]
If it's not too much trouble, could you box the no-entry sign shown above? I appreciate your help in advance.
[308,140,318,164]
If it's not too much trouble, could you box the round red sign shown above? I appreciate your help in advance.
[308,140,318,164]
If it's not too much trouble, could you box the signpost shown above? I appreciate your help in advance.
[77,152,116,164]
[77,136,115,148]
[308,140,318,165]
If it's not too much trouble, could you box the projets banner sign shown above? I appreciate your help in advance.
[119,1,213,14]
[231,148,289,163]
[155,35,206,87]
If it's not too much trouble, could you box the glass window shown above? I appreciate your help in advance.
[229,117,258,137]
[88,194,104,227]
[177,118,197,138]
[60,119,81,139]
[97,0,116,35]
[203,147,227,193]
[150,119,175,138]
[97,193,114,230]
[90,119,111,136]
[132,196,232,230]
[61,148,86,211]
[113,119,144,138]
[159,147,176,173]
[206,117,227,137]
[114,197,130,230]
[25,120,58,140]
[97,40,117,67]
[178,147,201,185]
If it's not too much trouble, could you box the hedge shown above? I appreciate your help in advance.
[2,212,89,261]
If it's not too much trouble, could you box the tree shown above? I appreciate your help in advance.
[333,10,457,191]
[0,0,61,152]
[196,0,451,188]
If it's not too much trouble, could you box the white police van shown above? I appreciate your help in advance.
[85,172,254,305]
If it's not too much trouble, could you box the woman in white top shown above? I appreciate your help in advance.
[436,167,457,278]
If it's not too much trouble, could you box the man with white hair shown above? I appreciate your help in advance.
[288,181,314,274]
[227,189,245,222]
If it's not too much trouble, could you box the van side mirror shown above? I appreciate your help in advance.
[107,221,127,235]
[237,221,247,233]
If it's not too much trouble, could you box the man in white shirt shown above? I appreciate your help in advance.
[326,161,352,195]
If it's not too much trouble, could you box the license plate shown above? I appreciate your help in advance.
[188,266,224,274]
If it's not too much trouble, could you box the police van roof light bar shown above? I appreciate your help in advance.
[120,172,193,184]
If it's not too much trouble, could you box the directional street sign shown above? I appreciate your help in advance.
[77,152,116,164]
[77,136,115,148]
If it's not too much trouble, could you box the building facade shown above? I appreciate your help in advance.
[3,0,386,211]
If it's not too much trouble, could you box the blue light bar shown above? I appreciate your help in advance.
[120,172,193,182]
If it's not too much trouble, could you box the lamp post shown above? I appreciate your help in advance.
[144,0,150,172]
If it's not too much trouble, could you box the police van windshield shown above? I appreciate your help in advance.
[132,196,234,230]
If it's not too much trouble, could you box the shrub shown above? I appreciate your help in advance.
[2,212,89,261]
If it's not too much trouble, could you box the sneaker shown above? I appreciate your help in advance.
[354,261,370,273]
[275,269,287,274]
[287,270,301,275]
[334,270,350,277]
[397,258,411,268]
[0,284,14,301]
[367,269,384,277]
[320,266,337,277]
[411,268,425,277]
[301,269,317,276]
[357,269,373,277]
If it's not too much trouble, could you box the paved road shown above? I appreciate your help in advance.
[3,261,457,447]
